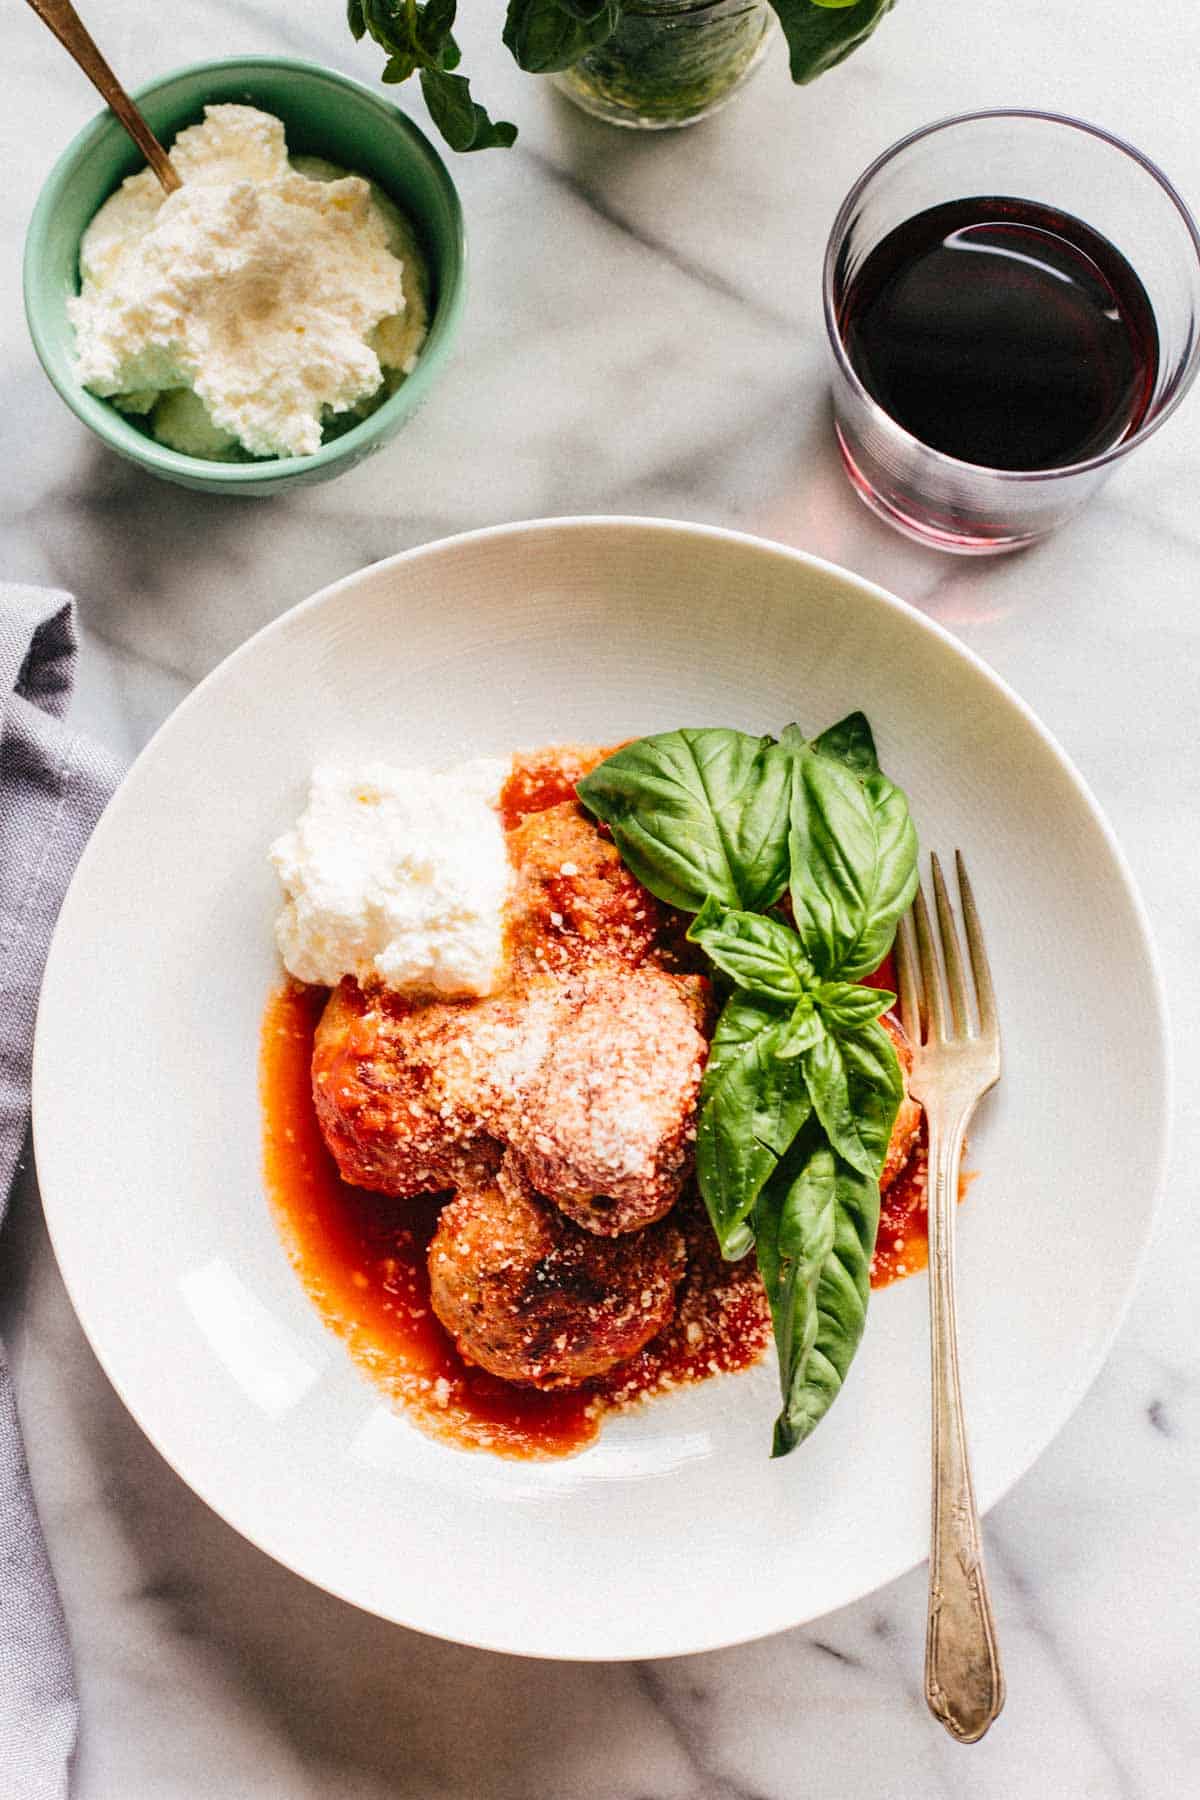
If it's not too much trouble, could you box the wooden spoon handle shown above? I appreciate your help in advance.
[25,0,180,192]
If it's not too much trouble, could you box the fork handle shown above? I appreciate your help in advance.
[923,1105,1005,1743]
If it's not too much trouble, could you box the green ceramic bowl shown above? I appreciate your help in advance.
[23,57,466,496]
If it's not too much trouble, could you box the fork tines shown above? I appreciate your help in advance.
[896,852,998,1050]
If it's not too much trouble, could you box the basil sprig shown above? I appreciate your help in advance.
[577,712,917,1457]
[349,0,518,151]
[349,0,898,154]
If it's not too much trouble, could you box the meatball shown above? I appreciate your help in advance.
[506,800,666,976]
[311,977,527,1196]
[506,962,710,1235]
[428,1162,686,1388]
[314,957,709,1230]
[881,1012,923,1191]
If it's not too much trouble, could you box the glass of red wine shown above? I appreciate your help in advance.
[823,111,1200,554]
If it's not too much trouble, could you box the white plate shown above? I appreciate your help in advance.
[33,518,1168,1660]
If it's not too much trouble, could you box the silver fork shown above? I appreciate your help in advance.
[895,852,1005,1744]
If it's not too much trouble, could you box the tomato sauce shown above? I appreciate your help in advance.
[862,949,898,996]
[262,982,770,1457]
[263,983,594,1455]
[872,1126,930,1285]
[261,746,944,1459]
[498,744,615,832]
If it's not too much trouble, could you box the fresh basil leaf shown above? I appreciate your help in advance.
[416,0,458,57]
[757,1132,880,1457]
[807,710,880,776]
[814,981,893,1029]
[768,0,896,85]
[503,0,621,73]
[787,743,917,979]
[754,1128,837,1447]
[774,996,826,1060]
[576,729,792,914]
[687,896,814,1002]
[420,67,518,150]
[802,1017,903,1180]
[362,0,401,48]
[382,51,420,82]
[696,993,812,1259]
[355,0,517,152]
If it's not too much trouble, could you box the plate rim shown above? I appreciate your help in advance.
[32,515,1172,1658]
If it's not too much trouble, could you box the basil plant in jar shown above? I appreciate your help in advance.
[348,0,898,143]
[554,0,776,130]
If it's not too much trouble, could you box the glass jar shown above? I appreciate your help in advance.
[554,0,773,131]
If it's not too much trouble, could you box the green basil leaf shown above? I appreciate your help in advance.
[382,50,420,81]
[755,1128,837,1445]
[806,710,879,776]
[773,996,826,1059]
[419,67,518,150]
[416,0,458,56]
[757,1131,880,1457]
[687,896,815,1002]
[360,0,454,61]
[802,1016,903,1180]
[814,981,894,1029]
[503,0,621,72]
[576,729,793,914]
[767,0,896,85]
[696,993,812,1259]
[787,744,918,979]
[362,0,399,48]
[354,0,517,151]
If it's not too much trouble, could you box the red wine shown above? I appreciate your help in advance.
[839,197,1159,471]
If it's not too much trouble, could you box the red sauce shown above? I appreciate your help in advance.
[872,1125,930,1285]
[862,949,898,995]
[499,744,615,832]
[261,745,947,1458]
[262,982,769,1458]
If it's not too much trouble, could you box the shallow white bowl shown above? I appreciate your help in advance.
[33,518,1167,1659]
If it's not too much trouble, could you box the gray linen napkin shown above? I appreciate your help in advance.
[2,586,121,1798]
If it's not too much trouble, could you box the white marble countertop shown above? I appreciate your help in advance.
[3,1,1199,1794]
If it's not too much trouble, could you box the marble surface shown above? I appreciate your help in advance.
[2,1,1199,1794]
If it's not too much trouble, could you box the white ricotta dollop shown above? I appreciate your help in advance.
[270,760,513,997]
[68,104,428,459]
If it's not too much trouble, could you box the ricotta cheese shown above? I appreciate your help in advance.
[69,105,428,460]
[271,760,513,998]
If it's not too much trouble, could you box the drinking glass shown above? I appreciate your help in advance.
[823,111,1200,554]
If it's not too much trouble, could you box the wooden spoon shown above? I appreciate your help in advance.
[25,0,181,194]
